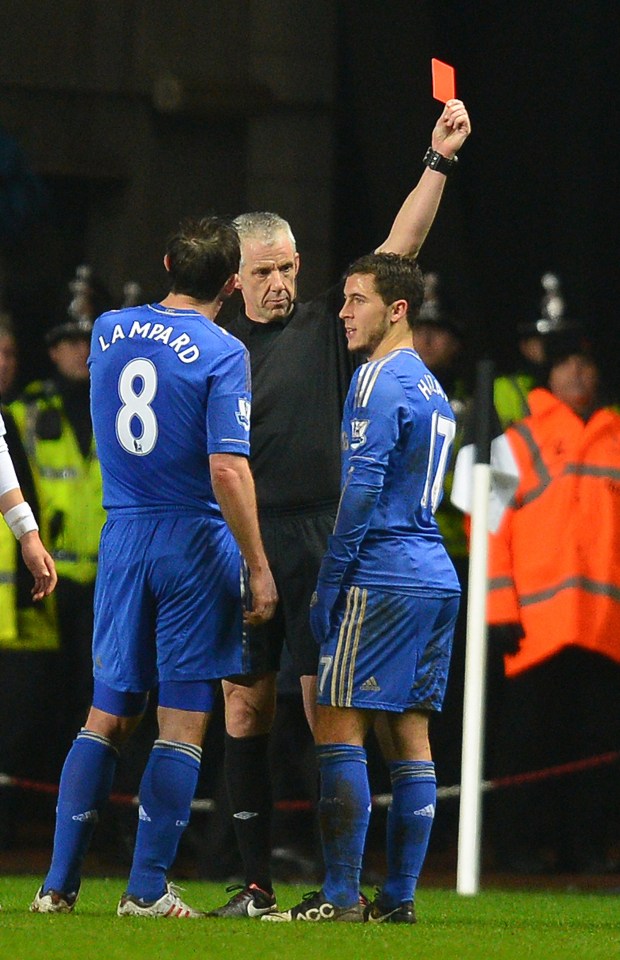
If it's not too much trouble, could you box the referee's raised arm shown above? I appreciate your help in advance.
[376,99,471,256]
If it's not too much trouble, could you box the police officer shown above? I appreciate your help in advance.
[10,284,106,761]
[0,397,58,846]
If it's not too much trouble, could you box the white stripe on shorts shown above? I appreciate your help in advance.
[331,586,368,706]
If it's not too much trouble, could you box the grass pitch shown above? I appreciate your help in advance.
[0,877,618,960]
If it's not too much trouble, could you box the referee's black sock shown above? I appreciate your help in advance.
[224,732,273,893]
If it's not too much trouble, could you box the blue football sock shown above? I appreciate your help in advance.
[44,729,119,897]
[126,739,201,902]
[382,760,436,906]
[316,743,370,908]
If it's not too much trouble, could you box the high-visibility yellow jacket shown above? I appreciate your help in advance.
[0,407,59,649]
[435,390,471,560]
[0,519,58,649]
[493,371,537,430]
[9,381,105,584]
[487,388,620,676]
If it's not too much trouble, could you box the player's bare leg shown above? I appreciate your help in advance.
[300,673,318,732]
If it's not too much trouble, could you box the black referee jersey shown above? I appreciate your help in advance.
[221,284,358,513]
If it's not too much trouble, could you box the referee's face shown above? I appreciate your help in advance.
[340,274,392,357]
[237,232,300,324]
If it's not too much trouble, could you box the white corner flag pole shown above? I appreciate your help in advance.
[456,359,494,896]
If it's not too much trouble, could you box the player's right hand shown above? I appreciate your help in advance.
[244,566,278,626]
[431,99,471,158]
[20,531,58,600]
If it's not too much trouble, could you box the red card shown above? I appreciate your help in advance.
[431,58,456,103]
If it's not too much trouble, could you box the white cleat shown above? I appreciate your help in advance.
[30,887,78,914]
[117,882,204,918]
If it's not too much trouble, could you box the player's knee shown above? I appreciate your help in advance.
[85,706,141,746]
[223,676,276,736]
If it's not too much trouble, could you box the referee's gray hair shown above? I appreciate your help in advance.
[234,212,297,265]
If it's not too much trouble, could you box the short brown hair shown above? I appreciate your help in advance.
[344,253,425,329]
[165,216,240,302]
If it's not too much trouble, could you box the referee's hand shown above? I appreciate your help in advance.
[244,565,278,626]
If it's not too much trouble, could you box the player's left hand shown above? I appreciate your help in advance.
[309,582,340,644]
[431,99,471,159]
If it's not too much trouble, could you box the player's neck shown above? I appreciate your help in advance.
[370,327,414,361]
[159,292,219,321]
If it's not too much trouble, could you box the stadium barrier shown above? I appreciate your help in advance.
[0,750,617,813]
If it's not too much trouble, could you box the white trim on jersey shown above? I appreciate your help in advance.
[0,434,19,498]
[147,304,202,318]
[354,349,418,408]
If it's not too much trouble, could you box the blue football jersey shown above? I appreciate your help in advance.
[89,303,251,514]
[321,347,460,594]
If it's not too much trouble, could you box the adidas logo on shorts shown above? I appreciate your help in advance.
[360,676,381,692]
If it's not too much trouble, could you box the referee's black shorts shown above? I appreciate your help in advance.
[240,503,337,679]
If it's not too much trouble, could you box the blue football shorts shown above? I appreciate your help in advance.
[316,586,460,713]
[92,513,247,696]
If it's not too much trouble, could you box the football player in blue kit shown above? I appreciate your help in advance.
[31,216,277,918]
[264,253,460,923]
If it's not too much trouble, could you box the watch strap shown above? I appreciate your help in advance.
[423,146,458,175]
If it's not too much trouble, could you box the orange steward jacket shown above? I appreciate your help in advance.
[487,388,620,677]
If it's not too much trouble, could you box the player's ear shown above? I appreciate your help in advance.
[294,252,301,275]
[233,273,243,290]
[163,253,171,273]
[391,299,408,323]
[221,275,238,298]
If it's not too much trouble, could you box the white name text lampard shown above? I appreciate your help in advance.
[97,321,200,363]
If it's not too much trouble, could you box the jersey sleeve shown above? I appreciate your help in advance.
[318,367,406,585]
[0,418,20,497]
[205,343,252,456]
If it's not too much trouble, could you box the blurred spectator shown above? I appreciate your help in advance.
[9,268,107,764]
[0,313,19,402]
[494,273,577,429]
[412,276,471,596]
[487,328,620,872]
[0,358,60,847]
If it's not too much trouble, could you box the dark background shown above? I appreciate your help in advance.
[337,1,619,386]
[1,1,618,393]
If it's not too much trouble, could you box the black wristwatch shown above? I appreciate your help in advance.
[423,146,458,176]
